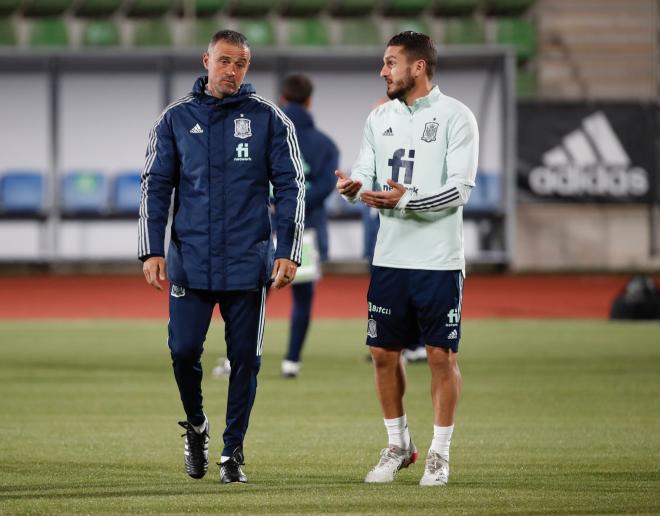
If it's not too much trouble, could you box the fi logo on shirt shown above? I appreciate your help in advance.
[388,148,415,184]
[234,143,251,162]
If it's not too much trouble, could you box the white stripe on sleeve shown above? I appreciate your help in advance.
[249,94,306,264]
[138,95,194,257]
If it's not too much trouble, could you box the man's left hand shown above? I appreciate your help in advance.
[271,258,298,289]
[360,179,406,209]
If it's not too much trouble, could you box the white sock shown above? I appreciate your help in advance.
[192,414,207,434]
[384,415,411,450]
[220,456,230,464]
[430,424,454,460]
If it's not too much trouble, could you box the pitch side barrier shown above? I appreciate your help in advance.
[0,47,515,266]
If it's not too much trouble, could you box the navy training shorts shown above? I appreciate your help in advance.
[366,266,464,352]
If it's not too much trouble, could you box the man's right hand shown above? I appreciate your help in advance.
[143,256,166,291]
[335,170,362,197]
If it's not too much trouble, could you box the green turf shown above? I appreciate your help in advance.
[0,319,659,514]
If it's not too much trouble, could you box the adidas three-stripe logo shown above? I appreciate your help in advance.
[382,127,393,136]
[190,123,203,134]
[529,111,649,197]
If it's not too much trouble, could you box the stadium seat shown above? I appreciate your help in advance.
[74,0,122,17]
[516,67,536,97]
[391,18,431,36]
[433,0,479,16]
[133,18,171,46]
[464,172,501,212]
[443,18,484,45]
[126,0,175,17]
[329,0,378,16]
[0,18,16,45]
[495,17,537,60]
[112,172,141,215]
[82,19,120,46]
[195,18,223,47]
[29,17,69,47]
[23,0,72,16]
[0,0,20,16]
[279,0,325,16]
[485,0,535,16]
[226,0,272,17]
[61,172,109,215]
[238,19,275,47]
[339,19,380,45]
[194,0,226,16]
[287,18,329,46]
[0,172,45,214]
[382,0,431,16]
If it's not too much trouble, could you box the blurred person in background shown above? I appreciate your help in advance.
[138,30,304,484]
[214,73,339,380]
[276,73,339,378]
[336,31,478,487]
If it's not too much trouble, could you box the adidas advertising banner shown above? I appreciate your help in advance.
[518,103,657,203]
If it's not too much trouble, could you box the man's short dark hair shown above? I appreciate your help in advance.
[387,31,437,79]
[280,74,314,105]
[208,29,250,52]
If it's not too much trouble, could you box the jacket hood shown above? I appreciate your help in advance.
[282,102,314,129]
[192,76,256,105]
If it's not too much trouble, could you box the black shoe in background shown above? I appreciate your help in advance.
[219,445,248,484]
[178,420,209,479]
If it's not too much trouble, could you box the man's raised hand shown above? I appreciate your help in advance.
[360,179,406,209]
[335,170,362,197]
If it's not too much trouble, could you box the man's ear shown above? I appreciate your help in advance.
[415,59,426,78]
[202,52,209,71]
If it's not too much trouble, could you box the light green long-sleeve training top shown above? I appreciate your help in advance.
[346,86,479,274]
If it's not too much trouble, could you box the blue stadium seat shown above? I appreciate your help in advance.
[0,171,45,214]
[113,171,141,215]
[465,172,501,211]
[61,171,109,215]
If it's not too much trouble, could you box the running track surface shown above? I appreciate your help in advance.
[1,274,653,320]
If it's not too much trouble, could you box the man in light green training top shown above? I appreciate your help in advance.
[336,31,479,487]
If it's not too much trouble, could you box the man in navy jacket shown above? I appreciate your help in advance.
[138,30,305,484]
[279,74,339,378]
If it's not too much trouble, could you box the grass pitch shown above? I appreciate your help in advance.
[0,319,659,514]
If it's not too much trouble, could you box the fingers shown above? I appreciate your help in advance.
[361,196,383,209]
[386,179,405,191]
[361,191,397,209]
[144,267,163,291]
[337,178,362,196]
[271,259,297,289]
[272,269,286,288]
[345,181,362,196]
[335,170,363,196]
[270,260,281,286]
[143,257,165,291]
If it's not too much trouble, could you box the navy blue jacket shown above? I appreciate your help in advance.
[280,103,338,262]
[138,77,305,291]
